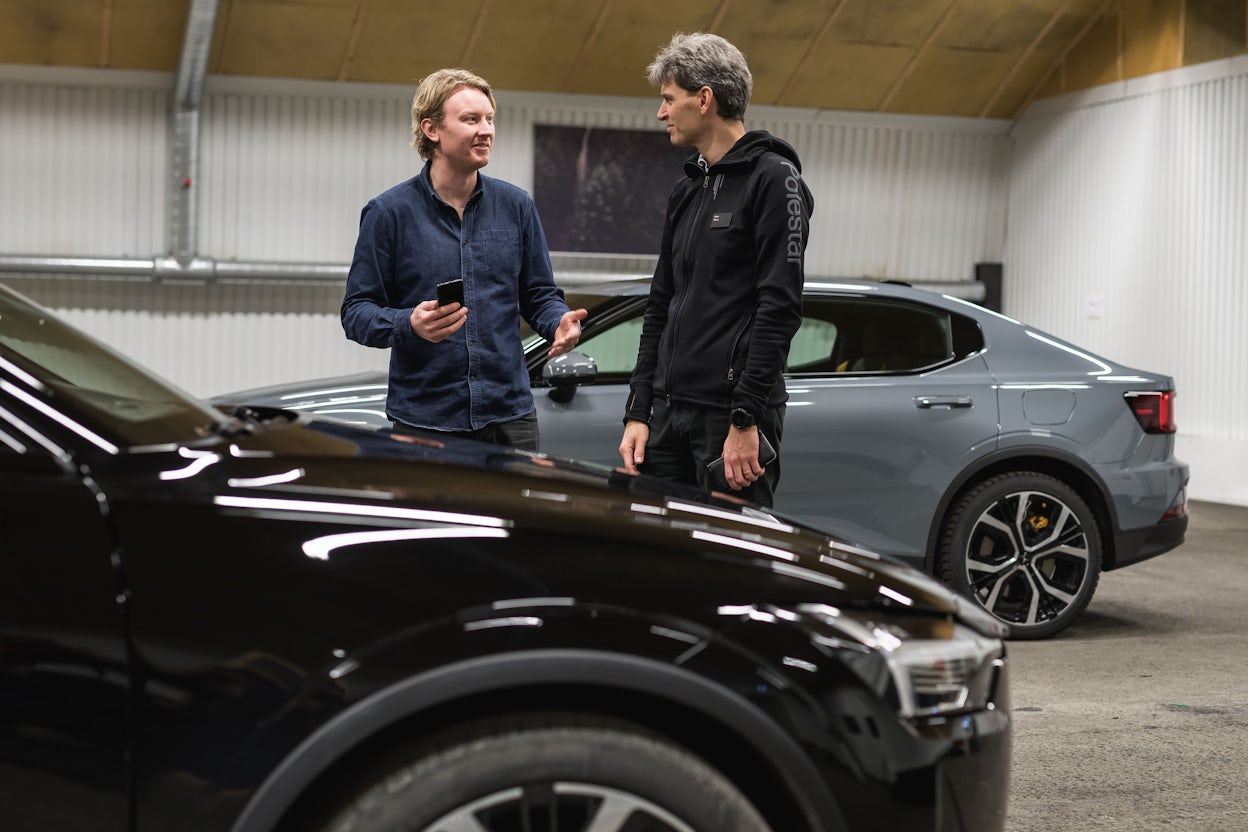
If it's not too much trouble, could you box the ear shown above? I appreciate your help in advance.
[696,85,715,115]
[420,117,440,146]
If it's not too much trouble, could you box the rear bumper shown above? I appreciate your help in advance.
[1109,510,1188,570]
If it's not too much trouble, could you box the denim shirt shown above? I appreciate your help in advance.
[341,164,569,431]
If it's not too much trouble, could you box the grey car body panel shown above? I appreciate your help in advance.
[216,279,1188,572]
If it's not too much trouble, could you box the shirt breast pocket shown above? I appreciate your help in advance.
[480,227,522,279]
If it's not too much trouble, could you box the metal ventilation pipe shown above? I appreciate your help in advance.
[165,0,218,271]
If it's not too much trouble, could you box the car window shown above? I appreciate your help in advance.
[792,296,957,374]
[575,316,643,376]
[787,319,839,372]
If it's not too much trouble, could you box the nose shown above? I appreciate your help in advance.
[657,102,668,121]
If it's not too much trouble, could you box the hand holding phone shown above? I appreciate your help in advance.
[707,432,777,489]
[436,278,464,307]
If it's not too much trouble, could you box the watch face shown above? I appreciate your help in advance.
[731,408,754,429]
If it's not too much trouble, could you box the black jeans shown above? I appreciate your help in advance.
[392,410,540,451]
[640,400,785,507]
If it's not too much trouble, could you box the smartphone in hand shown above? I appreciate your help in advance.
[436,278,464,307]
[707,432,777,488]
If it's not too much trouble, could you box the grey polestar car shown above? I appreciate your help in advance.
[217,279,1189,638]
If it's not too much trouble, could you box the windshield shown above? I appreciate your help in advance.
[0,284,224,448]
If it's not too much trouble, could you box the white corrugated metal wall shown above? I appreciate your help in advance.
[0,65,1008,401]
[1008,55,1248,507]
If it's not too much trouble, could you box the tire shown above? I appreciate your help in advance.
[319,715,773,832]
[938,471,1101,639]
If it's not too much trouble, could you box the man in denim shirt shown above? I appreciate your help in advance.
[342,68,587,450]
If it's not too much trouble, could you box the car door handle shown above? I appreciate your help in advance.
[914,396,973,409]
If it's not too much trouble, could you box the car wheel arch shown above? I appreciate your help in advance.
[232,648,845,832]
[924,447,1117,574]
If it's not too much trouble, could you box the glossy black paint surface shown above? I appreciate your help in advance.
[1,281,1010,832]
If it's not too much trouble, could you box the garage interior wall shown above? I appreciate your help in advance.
[1006,54,1248,508]
[0,64,1008,389]
[2,55,1244,507]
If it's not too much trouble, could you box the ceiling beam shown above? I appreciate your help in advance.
[979,0,1074,118]
[337,0,368,81]
[100,0,115,67]
[705,0,734,33]
[459,0,493,69]
[877,0,960,112]
[1013,0,1117,117]
[772,0,849,105]
[562,0,616,91]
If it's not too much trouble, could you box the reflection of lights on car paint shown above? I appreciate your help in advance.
[214,495,510,527]
[0,402,65,457]
[997,383,1090,391]
[301,408,386,423]
[692,530,797,562]
[463,616,543,631]
[879,586,914,606]
[228,468,305,488]
[630,503,666,515]
[302,527,509,560]
[278,384,386,401]
[649,625,701,644]
[328,656,360,679]
[668,500,794,532]
[783,656,818,673]
[160,447,220,481]
[1024,330,1114,375]
[229,444,274,458]
[771,561,847,590]
[872,627,904,652]
[1,379,119,453]
[493,597,574,609]
[0,355,46,390]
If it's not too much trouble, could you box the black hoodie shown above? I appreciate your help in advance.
[626,130,813,424]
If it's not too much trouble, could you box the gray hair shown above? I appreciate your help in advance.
[646,32,752,121]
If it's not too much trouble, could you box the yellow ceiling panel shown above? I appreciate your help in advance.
[344,0,485,84]
[780,42,914,111]
[108,0,191,71]
[832,0,956,47]
[0,0,103,67]
[563,0,726,98]
[937,0,1061,52]
[715,0,844,105]
[1122,0,1183,78]
[214,0,359,80]
[883,48,1017,116]
[462,0,606,92]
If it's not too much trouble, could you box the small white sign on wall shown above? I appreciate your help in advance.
[1084,293,1105,319]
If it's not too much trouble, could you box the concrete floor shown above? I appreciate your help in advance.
[1005,500,1248,831]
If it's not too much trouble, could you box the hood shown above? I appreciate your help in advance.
[197,408,979,627]
[682,129,804,178]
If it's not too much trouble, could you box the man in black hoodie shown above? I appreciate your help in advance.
[619,32,813,507]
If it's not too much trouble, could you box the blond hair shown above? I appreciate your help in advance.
[410,68,496,160]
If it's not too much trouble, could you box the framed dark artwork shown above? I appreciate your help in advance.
[533,125,688,255]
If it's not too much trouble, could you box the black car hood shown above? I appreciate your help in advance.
[188,407,967,623]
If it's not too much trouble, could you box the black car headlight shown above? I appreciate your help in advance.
[884,624,1003,718]
[801,604,1004,719]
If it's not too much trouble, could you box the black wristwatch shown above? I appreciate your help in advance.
[730,407,756,430]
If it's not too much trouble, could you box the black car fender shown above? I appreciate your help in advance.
[230,640,852,832]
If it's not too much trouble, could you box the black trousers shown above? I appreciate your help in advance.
[640,400,785,507]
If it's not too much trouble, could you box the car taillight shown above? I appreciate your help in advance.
[1125,391,1176,434]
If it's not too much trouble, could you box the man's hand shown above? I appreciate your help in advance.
[410,300,467,342]
[548,308,589,357]
[721,427,764,491]
[619,420,650,475]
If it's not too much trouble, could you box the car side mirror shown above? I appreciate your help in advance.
[542,350,597,403]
